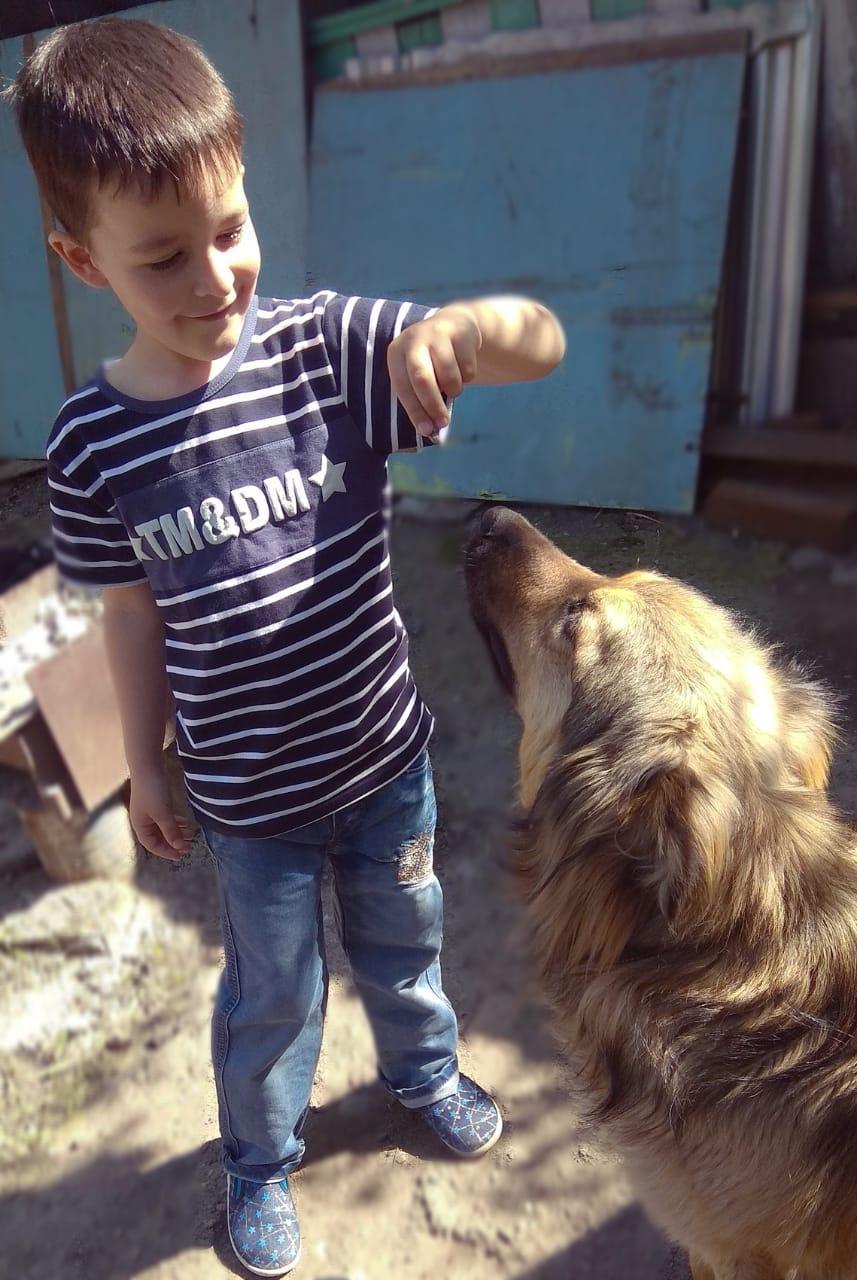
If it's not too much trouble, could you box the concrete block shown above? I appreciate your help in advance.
[440,0,493,42]
[355,24,399,58]
[646,0,700,14]
[540,0,591,23]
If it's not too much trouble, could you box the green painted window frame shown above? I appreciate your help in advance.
[396,13,443,52]
[489,0,540,32]
[704,0,772,9]
[312,35,356,81]
[309,0,462,48]
[309,0,765,80]
[590,0,647,19]
[309,0,765,48]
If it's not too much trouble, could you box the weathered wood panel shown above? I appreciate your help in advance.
[309,45,745,511]
[0,37,67,460]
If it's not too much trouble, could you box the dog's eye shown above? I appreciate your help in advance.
[559,597,587,638]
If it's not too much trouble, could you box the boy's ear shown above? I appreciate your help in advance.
[48,230,109,289]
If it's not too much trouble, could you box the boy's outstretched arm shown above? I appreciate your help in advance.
[103,582,193,861]
[387,296,565,438]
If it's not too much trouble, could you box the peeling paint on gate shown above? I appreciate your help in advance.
[310,48,745,512]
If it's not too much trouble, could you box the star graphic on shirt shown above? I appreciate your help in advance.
[309,454,347,501]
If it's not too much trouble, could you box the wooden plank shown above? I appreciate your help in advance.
[0,731,31,771]
[14,713,80,813]
[705,480,857,550]
[763,411,822,432]
[805,290,857,315]
[703,427,857,470]
[27,623,128,811]
[321,29,749,89]
[0,564,57,643]
[799,336,857,431]
[813,0,857,291]
[699,457,857,497]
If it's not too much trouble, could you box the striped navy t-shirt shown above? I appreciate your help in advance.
[46,291,445,837]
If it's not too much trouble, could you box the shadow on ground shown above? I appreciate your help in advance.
[517,1204,687,1280]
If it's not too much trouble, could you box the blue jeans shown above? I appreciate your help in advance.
[201,749,460,1183]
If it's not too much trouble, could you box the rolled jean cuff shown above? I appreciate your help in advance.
[222,1152,304,1182]
[389,1064,460,1110]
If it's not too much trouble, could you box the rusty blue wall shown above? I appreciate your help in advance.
[0,35,67,460]
[0,0,307,459]
[309,50,745,512]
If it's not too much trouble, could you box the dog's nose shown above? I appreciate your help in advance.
[465,505,529,560]
[465,506,508,554]
[477,505,518,542]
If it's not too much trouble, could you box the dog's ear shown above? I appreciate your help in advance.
[779,672,836,791]
[514,747,655,972]
[627,754,738,934]
[516,730,739,965]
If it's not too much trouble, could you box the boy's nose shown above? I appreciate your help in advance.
[194,250,233,297]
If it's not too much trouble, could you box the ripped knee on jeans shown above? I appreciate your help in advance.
[397,829,434,884]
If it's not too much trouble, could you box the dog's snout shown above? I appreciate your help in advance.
[475,505,522,547]
[479,505,506,535]
[465,507,558,575]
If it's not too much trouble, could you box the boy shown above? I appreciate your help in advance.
[6,18,564,1277]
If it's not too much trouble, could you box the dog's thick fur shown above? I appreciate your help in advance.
[465,507,857,1280]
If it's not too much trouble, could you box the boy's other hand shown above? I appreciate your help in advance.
[130,766,193,860]
[387,304,482,437]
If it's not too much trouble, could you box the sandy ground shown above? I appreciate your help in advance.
[0,471,855,1280]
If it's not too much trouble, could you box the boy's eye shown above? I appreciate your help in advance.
[148,251,182,273]
[145,224,244,272]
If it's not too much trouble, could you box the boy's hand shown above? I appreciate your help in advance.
[129,766,193,860]
[387,304,482,437]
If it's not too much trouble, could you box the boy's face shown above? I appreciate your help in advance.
[53,166,260,365]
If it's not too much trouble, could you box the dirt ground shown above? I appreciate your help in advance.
[0,469,855,1280]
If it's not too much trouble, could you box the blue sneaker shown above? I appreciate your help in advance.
[414,1074,503,1158]
[226,1174,301,1276]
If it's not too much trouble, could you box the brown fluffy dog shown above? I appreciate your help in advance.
[465,506,857,1280]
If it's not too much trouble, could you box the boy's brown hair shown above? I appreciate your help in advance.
[3,16,243,240]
